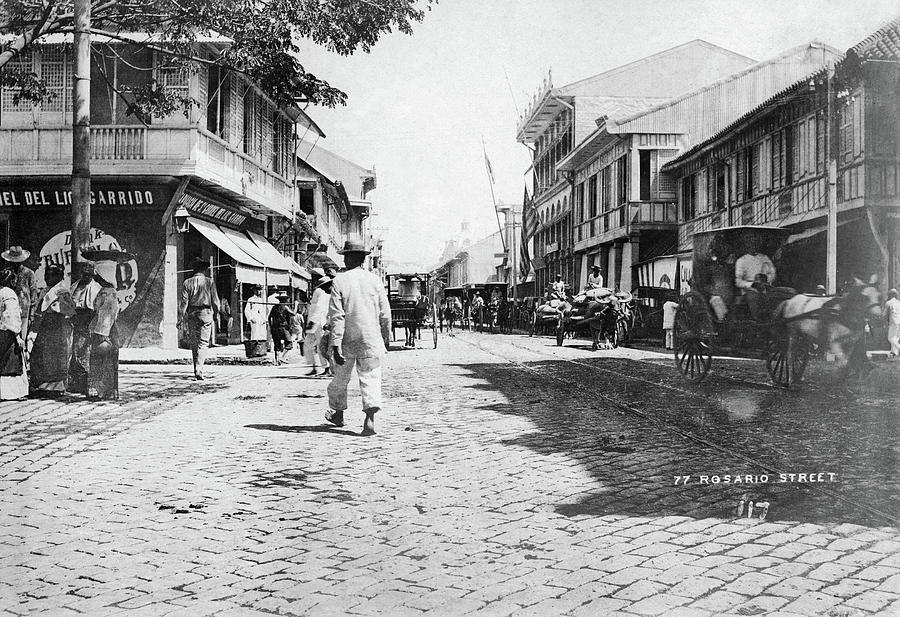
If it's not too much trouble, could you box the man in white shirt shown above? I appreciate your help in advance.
[325,241,391,436]
[884,288,900,358]
[586,265,604,290]
[304,275,332,376]
[735,251,777,319]
[243,285,267,342]
[551,274,566,295]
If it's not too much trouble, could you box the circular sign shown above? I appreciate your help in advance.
[36,228,139,311]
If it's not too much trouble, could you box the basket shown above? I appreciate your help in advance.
[244,340,267,358]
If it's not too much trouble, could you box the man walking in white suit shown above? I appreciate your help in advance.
[324,240,391,436]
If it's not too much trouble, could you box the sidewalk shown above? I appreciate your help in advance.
[119,343,276,365]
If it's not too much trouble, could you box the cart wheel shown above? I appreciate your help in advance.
[766,333,809,388]
[530,312,537,337]
[674,292,714,383]
[432,322,438,349]
[556,318,565,346]
[615,319,628,348]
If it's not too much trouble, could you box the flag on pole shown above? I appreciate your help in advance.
[483,151,495,185]
[519,187,537,279]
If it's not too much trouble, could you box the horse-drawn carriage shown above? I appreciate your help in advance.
[672,225,881,386]
[561,288,635,350]
[440,287,465,332]
[387,273,438,349]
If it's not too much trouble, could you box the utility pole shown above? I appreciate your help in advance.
[71,0,91,279]
[825,63,838,295]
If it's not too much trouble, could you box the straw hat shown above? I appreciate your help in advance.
[1,246,30,262]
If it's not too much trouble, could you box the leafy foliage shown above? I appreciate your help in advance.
[0,0,434,113]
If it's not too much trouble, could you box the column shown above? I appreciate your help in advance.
[599,246,610,288]
[620,237,638,293]
[613,241,624,291]
[161,217,181,349]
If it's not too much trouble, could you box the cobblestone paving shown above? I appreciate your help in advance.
[0,335,898,616]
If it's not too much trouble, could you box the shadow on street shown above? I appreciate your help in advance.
[453,355,899,528]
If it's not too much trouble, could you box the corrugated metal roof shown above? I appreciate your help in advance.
[606,42,840,145]
[517,40,755,143]
[666,16,900,170]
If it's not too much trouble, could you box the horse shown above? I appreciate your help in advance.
[441,298,462,333]
[405,296,429,347]
[774,275,882,384]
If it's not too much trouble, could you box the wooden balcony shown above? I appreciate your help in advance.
[0,124,293,217]
[573,201,676,249]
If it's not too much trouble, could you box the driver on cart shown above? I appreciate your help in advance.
[735,250,776,319]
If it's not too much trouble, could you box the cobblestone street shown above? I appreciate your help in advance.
[2,333,899,616]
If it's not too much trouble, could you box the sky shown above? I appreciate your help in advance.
[298,0,900,270]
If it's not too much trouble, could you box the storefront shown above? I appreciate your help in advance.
[1,176,179,347]
[174,186,309,345]
[1,176,309,349]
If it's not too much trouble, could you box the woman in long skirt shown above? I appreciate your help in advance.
[0,269,28,400]
[68,262,100,395]
[29,265,75,393]
[82,250,127,401]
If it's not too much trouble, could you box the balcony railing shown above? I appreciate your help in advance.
[0,124,294,217]
[573,201,677,245]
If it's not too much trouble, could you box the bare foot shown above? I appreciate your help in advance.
[361,412,376,436]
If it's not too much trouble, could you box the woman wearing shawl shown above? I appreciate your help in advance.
[83,250,129,400]
[67,261,101,394]
[0,269,28,400]
[29,265,75,393]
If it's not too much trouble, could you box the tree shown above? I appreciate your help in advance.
[0,0,435,112]
[0,0,434,274]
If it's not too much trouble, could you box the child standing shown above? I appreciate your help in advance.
[662,297,679,350]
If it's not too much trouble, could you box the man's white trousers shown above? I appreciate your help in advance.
[327,355,383,413]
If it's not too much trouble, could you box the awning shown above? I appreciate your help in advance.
[286,257,311,290]
[188,217,289,286]
[246,231,293,287]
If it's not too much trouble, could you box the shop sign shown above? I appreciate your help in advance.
[0,183,169,209]
[179,191,249,230]
[36,228,139,311]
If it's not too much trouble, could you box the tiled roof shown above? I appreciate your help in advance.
[852,15,900,60]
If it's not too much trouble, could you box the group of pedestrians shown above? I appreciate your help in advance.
[0,245,126,402]
[179,240,391,435]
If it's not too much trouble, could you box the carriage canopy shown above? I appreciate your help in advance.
[690,226,791,306]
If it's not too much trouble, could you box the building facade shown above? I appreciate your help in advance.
[0,39,374,348]
[664,19,900,292]
[517,39,847,296]
[516,41,758,295]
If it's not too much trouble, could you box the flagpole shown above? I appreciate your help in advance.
[482,136,507,252]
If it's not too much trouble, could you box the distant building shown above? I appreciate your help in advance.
[517,40,758,294]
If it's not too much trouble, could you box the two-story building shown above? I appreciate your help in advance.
[664,18,900,293]
[295,140,377,271]
[516,41,758,295]
[0,37,377,349]
[556,42,840,293]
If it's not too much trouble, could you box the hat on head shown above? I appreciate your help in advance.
[192,256,211,270]
[310,267,326,278]
[556,274,562,278]
[338,240,370,255]
[2,246,30,263]
[890,288,898,297]
[317,275,332,286]
[591,264,601,271]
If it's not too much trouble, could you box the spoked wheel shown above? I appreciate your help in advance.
[673,292,715,383]
[530,313,537,337]
[615,318,628,348]
[766,333,809,388]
